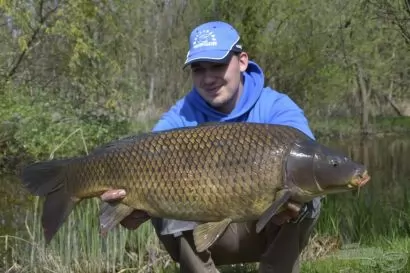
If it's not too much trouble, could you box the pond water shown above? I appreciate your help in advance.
[1,133,410,267]
[317,134,410,242]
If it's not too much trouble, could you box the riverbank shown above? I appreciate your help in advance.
[310,116,410,139]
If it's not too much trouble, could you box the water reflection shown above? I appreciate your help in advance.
[318,134,410,242]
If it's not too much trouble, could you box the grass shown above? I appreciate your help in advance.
[301,236,410,273]
[2,198,410,273]
[1,198,178,273]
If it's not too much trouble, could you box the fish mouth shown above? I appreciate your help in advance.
[348,170,371,188]
[322,170,371,193]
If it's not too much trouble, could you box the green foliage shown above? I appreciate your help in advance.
[0,85,132,163]
[1,0,409,122]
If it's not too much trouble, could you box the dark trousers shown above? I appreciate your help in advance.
[154,215,318,273]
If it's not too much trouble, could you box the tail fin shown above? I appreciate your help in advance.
[20,159,77,243]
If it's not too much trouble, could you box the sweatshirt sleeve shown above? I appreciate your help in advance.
[268,93,315,140]
[151,105,184,132]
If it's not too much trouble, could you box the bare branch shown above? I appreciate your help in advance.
[5,3,61,80]
[366,0,410,46]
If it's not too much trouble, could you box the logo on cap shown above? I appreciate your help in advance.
[193,29,218,49]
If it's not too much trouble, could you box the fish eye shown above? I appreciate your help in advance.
[330,159,339,167]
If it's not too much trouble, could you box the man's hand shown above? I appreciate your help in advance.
[101,189,127,201]
[101,189,150,230]
[270,202,303,225]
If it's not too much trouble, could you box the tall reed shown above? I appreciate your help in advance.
[2,196,179,273]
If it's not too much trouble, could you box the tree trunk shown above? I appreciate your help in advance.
[355,63,371,135]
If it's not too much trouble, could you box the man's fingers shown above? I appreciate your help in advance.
[287,202,302,214]
[271,208,301,225]
[101,189,126,201]
[288,208,300,219]
[271,210,290,225]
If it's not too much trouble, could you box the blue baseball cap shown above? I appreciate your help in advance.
[184,21,243,67]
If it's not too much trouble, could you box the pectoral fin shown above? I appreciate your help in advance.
[99,201,135,236]
[256,189,292,233]
[193,218,232,253]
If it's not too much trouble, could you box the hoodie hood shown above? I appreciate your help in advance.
[186,61,265,121]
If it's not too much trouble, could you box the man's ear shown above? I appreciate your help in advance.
[238,52,249,72]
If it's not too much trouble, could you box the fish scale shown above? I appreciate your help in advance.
[72,123,263,219]
[86,123,287,219]
[120,123,286,219]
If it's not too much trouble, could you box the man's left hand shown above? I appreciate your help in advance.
[270,202,303,225]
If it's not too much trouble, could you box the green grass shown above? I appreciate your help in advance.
[3,197,410,273]
[302,237,410,273]
[1,197,178,273]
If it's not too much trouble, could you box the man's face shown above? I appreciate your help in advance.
[190,52,249,114]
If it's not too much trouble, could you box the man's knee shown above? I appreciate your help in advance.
[151,218,180,262]
[209,222,266,265]
[298,213,319,251]
[259,214,319,273]
[155,230,219,273]
[156,232,181,262]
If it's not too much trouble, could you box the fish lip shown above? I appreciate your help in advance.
[328,171,371,191]
[350,170,371,187]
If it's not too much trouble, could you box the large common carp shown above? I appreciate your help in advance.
[20,122,370,252]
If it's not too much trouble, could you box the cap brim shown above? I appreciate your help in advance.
[183,50,234,68]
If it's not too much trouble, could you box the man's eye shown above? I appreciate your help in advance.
[213,64,226,69]
[191,68,203,73]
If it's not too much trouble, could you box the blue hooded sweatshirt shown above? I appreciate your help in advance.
[153,61,314,139]
[151,61,320,236]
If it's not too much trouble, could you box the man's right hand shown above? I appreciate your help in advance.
[100,189,150,230]
[101,189,127,201]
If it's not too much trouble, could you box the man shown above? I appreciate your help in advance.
[101,21,321,273]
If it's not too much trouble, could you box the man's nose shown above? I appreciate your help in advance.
[203,70,216,84]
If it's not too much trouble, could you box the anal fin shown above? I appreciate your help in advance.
[256,189,291,233]
[193,218,232,253]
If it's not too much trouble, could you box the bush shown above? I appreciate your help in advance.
[0,86,134,172]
